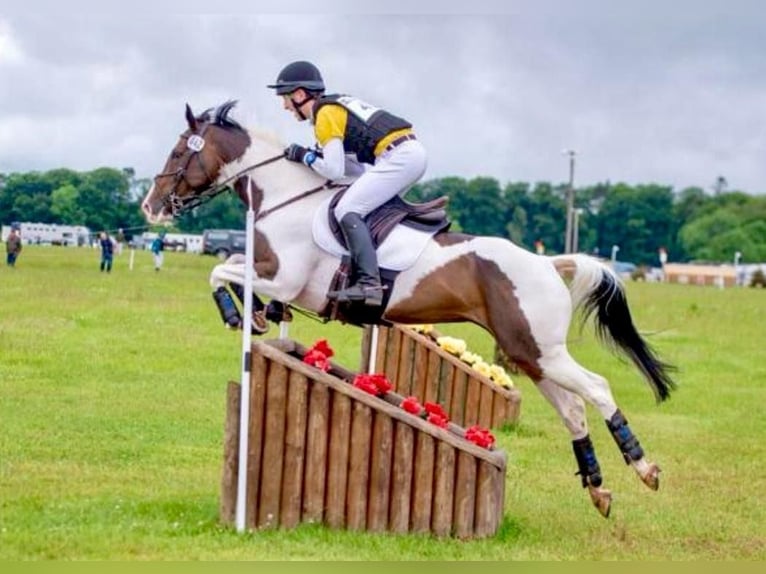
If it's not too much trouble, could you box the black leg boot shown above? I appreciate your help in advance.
[212,286,243,328]
[328,212,384,306]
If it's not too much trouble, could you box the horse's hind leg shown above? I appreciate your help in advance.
[537,379,612,517]
[540,346,661,491]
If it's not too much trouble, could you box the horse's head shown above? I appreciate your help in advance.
[142,101,252,223]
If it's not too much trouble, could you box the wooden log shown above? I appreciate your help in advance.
[389,422,414,533]
[410,431,436,532]
[463,377,481,428]
[375,325,391,373]
[423,351,442,404]
[491,389,508,429]
[302,383,329,524]
[245,350,270,529]
[439,361,454,415]
[449,369,468,427]
[410,340,429,401]
[366,412,394,532]
[431,441,456,537]
[475,460,504,537]
[325,392,352,529]
[396,334,415,396]
[219,381,240,526]
[346,401,373,531]
[280,371,309,529]
[257,361,288,529]
[383,326,402,383]
[478,382,494,429]
[453,451,477,539]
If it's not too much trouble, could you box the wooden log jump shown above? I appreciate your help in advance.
[360,325,522,429]
[220,338,507,538]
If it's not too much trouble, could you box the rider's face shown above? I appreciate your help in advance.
[282,90,309,121]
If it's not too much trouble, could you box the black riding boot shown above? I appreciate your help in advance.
[328,212,384,306]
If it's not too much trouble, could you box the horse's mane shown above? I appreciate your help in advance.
[197,100,245,132]
[198,100,283,149]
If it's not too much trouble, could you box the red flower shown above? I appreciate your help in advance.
[352,373,393,397]
[302,339,335,372]
[465,425,496,449]
[400,396,422,416]
[311,339,334,358]
[424,402,448,420]
[353,377,379,395]
[427,413,449,428]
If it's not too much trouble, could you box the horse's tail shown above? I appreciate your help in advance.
[550,253,677,403]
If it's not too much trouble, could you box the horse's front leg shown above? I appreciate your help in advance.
[537,379,613,518]
[209,256,304,331]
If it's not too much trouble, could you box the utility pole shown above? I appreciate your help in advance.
[563,149,576,253]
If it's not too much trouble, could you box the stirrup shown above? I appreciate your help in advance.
[328,283,384,306]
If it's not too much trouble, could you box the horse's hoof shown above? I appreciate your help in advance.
[641,463,661,491]
[588,486,612,518]
[252,311,269,335]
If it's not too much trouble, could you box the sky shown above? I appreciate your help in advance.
[1,1,765,194]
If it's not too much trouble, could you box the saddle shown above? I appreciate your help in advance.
[327,190,451,250]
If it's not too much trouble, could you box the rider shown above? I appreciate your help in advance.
[267,60,427,307]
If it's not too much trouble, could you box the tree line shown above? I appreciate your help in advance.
[2,167,765,265]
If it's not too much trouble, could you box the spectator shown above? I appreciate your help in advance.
[6,228,22,267]
[151,231,165,271]
[99,231,114,273]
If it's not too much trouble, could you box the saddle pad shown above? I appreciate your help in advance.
[312,196,436,271]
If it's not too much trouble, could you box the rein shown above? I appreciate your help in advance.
[255,181,346,222]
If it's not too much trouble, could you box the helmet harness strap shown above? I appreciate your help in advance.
[290,90,316,121]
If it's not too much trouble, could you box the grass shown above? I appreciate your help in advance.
[1,246,765,560]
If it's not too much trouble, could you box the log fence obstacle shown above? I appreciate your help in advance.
[221,338,508,538]
[360,324,522,429]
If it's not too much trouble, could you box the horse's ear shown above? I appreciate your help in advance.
[185,103,198,132]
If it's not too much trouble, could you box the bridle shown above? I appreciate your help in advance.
[153,123,343,219]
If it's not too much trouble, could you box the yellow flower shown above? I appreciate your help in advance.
[436,336,467,356]
[489,364,514,388]
[408,324,434,335]
[459,351,482,365]
[472,360,492,378]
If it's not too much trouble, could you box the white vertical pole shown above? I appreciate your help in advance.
[279,321,289,340]
[235,177,256,532]
[367,325,379,374]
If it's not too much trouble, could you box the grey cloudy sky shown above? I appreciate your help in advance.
[1,1,764,193]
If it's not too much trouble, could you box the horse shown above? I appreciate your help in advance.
[142,100,677,518]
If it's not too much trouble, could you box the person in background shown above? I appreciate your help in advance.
[99,231,114,273]
[151,231,165,271]
[267,60,427,307]
[6,228,22,267]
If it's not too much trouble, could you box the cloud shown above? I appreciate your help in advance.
[1,8,764,194]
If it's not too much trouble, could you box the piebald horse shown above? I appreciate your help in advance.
[142,101,676,518]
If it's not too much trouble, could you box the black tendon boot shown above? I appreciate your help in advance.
[212,286,242,329]
[572,435,603,488]
[606,409,645,464]
[228,283,269,334]
[327,212,384,306]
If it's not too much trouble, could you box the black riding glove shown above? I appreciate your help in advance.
[284,144,317,166]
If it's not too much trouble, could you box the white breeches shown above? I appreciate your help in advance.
[334,140,427,220]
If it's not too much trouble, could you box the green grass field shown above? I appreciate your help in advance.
[1,246,764,560]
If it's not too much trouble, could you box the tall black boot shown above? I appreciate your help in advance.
[328,212,383,306]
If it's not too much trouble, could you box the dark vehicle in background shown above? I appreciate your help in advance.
[202,229,246,259]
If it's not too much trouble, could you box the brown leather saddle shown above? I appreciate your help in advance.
[327,189,451,250]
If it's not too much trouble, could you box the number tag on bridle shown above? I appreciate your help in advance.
[187,135,206,152]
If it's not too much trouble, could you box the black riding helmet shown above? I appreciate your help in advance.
[267,61,325,95]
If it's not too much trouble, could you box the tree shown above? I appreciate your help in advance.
[50,184,85,224]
